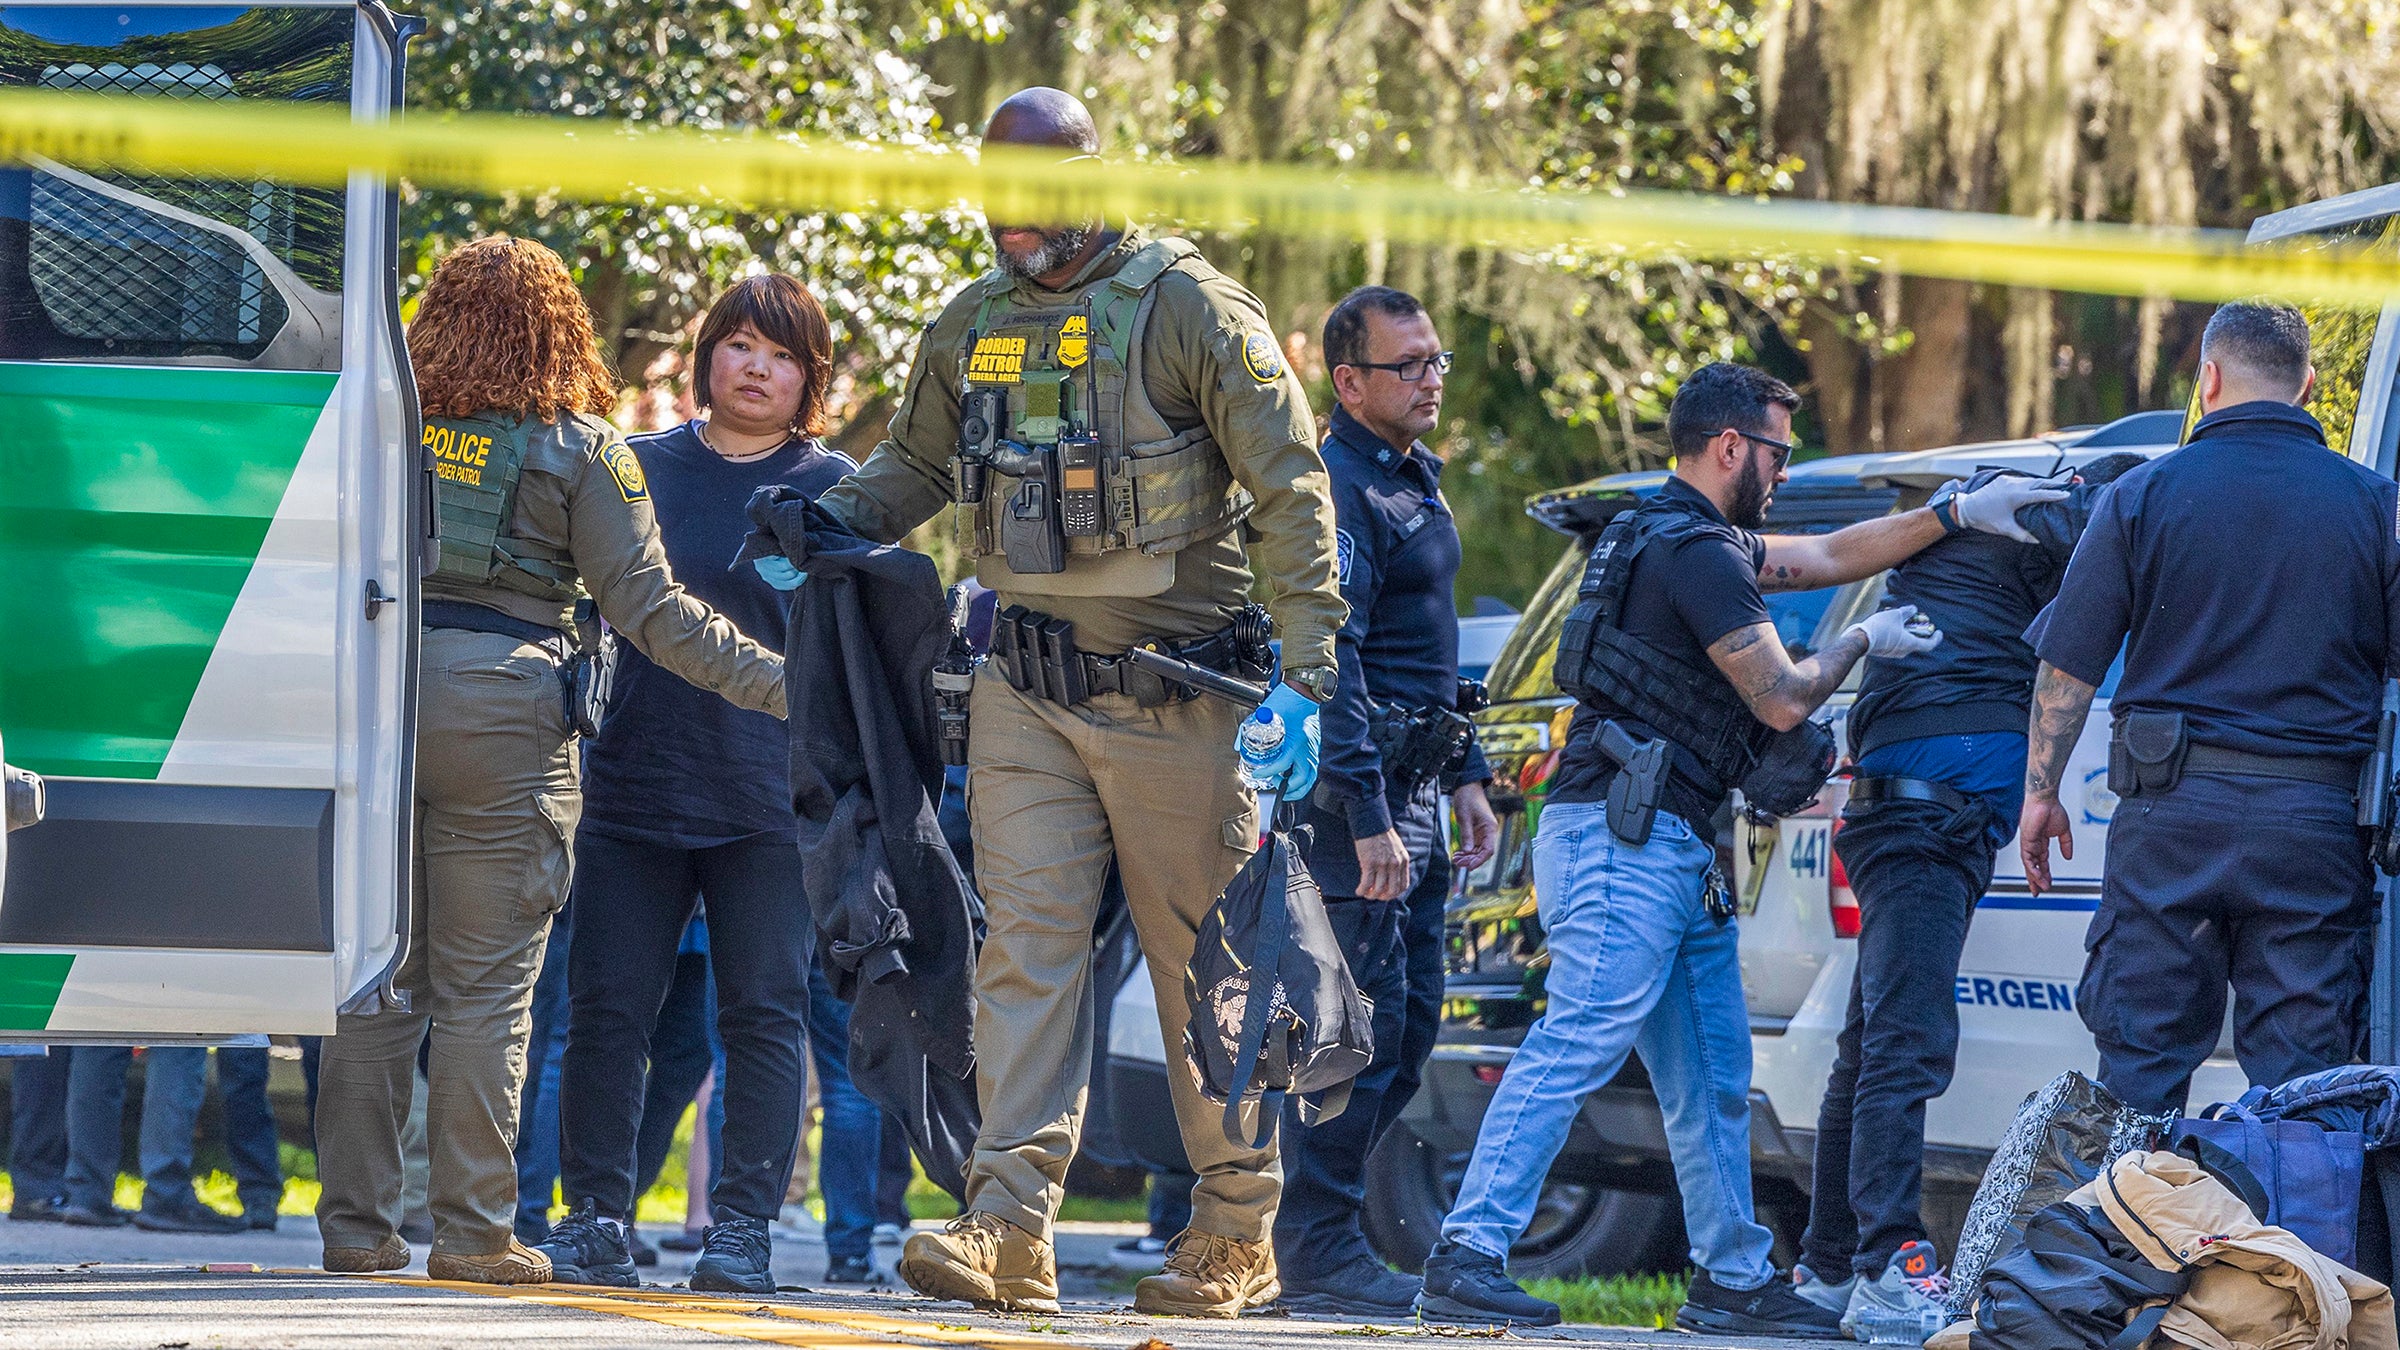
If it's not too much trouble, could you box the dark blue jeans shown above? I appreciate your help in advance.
[515,898,574,1240]
[2083,772,2375,1116]
[215,1048,284,1214]
[807,957,882,1261]
[8,1048,71,1204]
[65,1047,209,1213]
[1801,797,1995,1279]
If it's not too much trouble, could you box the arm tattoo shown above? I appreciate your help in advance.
[2024,662,2098,799]
[1710,623,1867,725]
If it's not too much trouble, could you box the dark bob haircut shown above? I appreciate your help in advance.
[694,274,836,437]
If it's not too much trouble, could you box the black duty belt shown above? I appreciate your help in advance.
[989,603,1253,709]
[422,599,572,649]
[2183,744,2361,789]
[1847,774,1970,812]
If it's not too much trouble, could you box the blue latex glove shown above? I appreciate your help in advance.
[753,556,806,591]
[1241,681,1324,801]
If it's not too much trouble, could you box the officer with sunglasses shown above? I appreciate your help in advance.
[1270,286,1501,1320]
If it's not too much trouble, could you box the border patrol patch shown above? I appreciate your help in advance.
[1241,330,1285,384]
[601,441,649,503]
[1058,314,1090,369]
[1335,528,1356,585]
[967,334,1027,384]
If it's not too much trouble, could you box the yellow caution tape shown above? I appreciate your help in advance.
[9,87,2400,306]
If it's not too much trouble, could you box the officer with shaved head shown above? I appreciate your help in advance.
[810,87,1345,1319]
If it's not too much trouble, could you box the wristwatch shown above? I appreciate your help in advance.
[1284,667,1336,704]
[1928,481,1966,534]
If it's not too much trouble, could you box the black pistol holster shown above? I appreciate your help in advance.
[1370,704,1475,798]
[2108,710,2189,797]
[1597,718,1670,847]
[2362,709,2400,876]
[933,583,980,767]
[566,597,608,739]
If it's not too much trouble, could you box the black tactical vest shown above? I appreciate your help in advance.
[1554,505,1772,793]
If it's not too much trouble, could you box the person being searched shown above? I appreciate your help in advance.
[2022,301,2399,1117]
[1792,452,2143,1340]
[314,236,787,1284]
[537,274,856,1295]
[1417,362,2066,1333]
[1274,285,1500,1320]
[809,86,1346,1319]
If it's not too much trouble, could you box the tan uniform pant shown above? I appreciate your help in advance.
[964,671,1278,1241]
[316,629,578,1256]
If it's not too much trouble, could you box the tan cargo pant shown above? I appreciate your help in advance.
[316,628,578,1256]
[964,670,1278,1241]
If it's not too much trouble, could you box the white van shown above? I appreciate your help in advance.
[0,3,421,1041]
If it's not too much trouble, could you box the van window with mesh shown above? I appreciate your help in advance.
[0,6,349,369]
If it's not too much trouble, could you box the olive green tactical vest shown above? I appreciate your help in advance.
[423,414,579,603]
[961,237,1254,597]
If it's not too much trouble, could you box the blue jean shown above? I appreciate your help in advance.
[8,1047,71,1203]
[807,957,882,1261]
[1442,800,1775,1289]
[215,1048,284,1214]
[65,1046,210,1213]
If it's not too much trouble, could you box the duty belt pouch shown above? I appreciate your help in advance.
[992,605,1088,707]
[2108,711,2188,797]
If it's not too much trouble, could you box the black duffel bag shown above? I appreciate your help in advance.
[1183,823,1374,1148]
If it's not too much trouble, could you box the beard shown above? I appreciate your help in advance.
[1728,452,1772,529]
[990,223,1093,280]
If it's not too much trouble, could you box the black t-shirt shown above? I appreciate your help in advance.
[580,421,857,847]
[1551,479,1770,837]
[2033,401,2400,758]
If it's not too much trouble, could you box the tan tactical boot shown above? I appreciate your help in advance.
[426,1238,553,1285]
[1132,1229,1280,1317]
[898,1211,1060,1313]
[323,1234,411,1274]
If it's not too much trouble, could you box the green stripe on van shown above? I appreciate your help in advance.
[0,953,73,1032]
[0,363,336,779]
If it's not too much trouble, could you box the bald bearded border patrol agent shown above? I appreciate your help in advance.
[314,236,786,1285]
[806,88,1345,1319]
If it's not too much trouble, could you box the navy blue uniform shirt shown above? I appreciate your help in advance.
[1314,406,1491,839]
[581,421,857,847]
[1551,478,1772,840]
[2033,401,2400,758]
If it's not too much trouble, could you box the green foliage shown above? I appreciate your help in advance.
[1523,1272,1690,1327]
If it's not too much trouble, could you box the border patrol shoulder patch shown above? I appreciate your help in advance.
[1335,528,1356,585]
[1241,330,1286,384]
[602,441,649,503]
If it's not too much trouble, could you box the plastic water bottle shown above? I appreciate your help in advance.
[1237,707,1287,822]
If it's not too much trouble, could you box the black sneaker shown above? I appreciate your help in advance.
[132,1198,245,1235]
[534,1201,638,1287]
[1676,1270,1849,1339]
[1278,1252,1423,1321]
[1416,1241,1561,1327]
[823,1254,876,1284]
[629,1229,659,1268]
[58,1202,130,1228]
[690,1215,775,1295]
[8,1194,66,1223]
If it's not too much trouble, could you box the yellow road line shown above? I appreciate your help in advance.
[318,1271,1075,1349]
[7,87,2400,305]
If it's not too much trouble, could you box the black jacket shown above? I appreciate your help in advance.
[1848,466,2122,758]
[739,486,981,1199]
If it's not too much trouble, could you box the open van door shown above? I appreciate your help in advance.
[0,3,420,1040]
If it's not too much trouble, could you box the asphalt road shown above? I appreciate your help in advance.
[0,1216,1839,1350]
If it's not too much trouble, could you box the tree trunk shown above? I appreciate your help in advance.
[1873,276,1972,451]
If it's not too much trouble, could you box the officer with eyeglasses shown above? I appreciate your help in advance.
[1270,286,1501,1320]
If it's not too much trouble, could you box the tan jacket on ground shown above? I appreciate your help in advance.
[1935,1150,2395,1350]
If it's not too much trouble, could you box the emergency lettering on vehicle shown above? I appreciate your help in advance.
[1956,974,2076,1011]
[967,334,1027,383]
[424,422,495,487]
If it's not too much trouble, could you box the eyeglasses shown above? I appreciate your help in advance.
[1732,428,1797,471]
[1345,351,1455,383]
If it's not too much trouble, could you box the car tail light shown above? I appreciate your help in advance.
[1827,816,1860,938]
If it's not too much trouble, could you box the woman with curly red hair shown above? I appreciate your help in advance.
[314,236,786,1285]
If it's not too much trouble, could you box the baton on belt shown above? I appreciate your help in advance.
[1123,643,1269,707]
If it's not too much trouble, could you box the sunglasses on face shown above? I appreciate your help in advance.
[1344,350,1455,384]
[1732,428,1797,471]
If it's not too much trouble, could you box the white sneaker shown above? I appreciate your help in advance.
[1841,1241,1952,1346]
[871,1222,906,1245]
[1792,1261,1856,1315]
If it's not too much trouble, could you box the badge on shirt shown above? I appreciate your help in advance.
[1241,330,1285,385]
[1335,528,1356,585]
[1058,314,1090,369]
[601,441,649,503]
